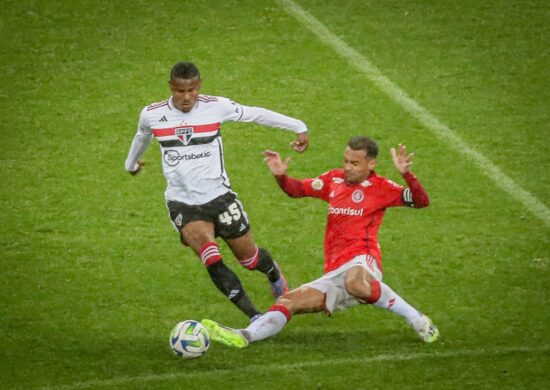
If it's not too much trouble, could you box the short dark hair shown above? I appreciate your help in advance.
[347,136,378,159]
[170,61,201,80]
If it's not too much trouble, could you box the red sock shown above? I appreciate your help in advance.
[199,242,222,266]
[268,304,292,321]
[238,247,259,270]
[367,280,381,303]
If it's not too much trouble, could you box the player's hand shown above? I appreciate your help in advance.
[129,160,145,176]
[391,144,413,174]
[290,132,308,153]
[263,150,290,176]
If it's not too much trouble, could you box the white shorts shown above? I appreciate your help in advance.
[302,254,382,314]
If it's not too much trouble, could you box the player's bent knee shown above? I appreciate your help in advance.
[345,279,371,301]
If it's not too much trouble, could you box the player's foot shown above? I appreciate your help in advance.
[413,315,439,343]
[270,262,290,298]
[201,319,249,349]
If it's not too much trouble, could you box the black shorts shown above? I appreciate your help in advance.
[167,192,251,240]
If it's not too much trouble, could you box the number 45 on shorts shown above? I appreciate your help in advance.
[218,202,242,225]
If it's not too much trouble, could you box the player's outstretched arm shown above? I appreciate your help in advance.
[125,130,152,176]
[263,150,315,199]
[263,150,290,176]
[237,105,308,153]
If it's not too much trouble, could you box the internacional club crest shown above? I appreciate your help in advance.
[175,127,193,145]
[352,189,364,203]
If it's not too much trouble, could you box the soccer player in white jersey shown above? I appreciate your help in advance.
[202,136,439,347]
[125,61,309,320]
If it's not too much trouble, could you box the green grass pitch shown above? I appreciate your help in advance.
[1,0,549,388]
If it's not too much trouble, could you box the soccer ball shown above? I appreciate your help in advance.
[169,320,210,358]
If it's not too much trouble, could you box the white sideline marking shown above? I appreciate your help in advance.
[40,345,549,389]
[276,0,550,227]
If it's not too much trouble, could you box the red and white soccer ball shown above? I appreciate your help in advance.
[170,320,210,358]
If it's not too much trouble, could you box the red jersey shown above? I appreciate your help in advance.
[276,169,429,273]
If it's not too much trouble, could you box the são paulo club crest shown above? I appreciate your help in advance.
[175,127,193,145]
[352,189,364,203]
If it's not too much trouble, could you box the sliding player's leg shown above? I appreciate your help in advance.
[203,286,325,348]
[344,258,439,343]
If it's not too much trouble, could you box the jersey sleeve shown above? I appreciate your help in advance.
[377,178,408,208]
[124,108,153,172]
[401,171,430,208]
[235,104,308,133]
[275,170,332,201]
[378,172,430,209]
[215,97,246,122]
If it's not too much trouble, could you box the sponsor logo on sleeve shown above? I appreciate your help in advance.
[311,178,324,191]
[230,101,240,114]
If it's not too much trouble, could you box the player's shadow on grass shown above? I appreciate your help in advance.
[262,327,418,352]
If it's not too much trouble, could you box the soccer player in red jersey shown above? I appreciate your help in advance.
[203,136,439,346]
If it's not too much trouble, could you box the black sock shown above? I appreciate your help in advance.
[254,248,280,283]
[206,260,260,318]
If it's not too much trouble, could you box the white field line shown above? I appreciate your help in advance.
[276,0,550,227]
[39,345,549,390]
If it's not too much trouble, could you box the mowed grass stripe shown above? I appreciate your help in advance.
[39,345,549,390]
[276,0,550,227]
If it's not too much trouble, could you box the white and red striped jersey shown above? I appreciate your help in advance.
[125,95,307,205]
